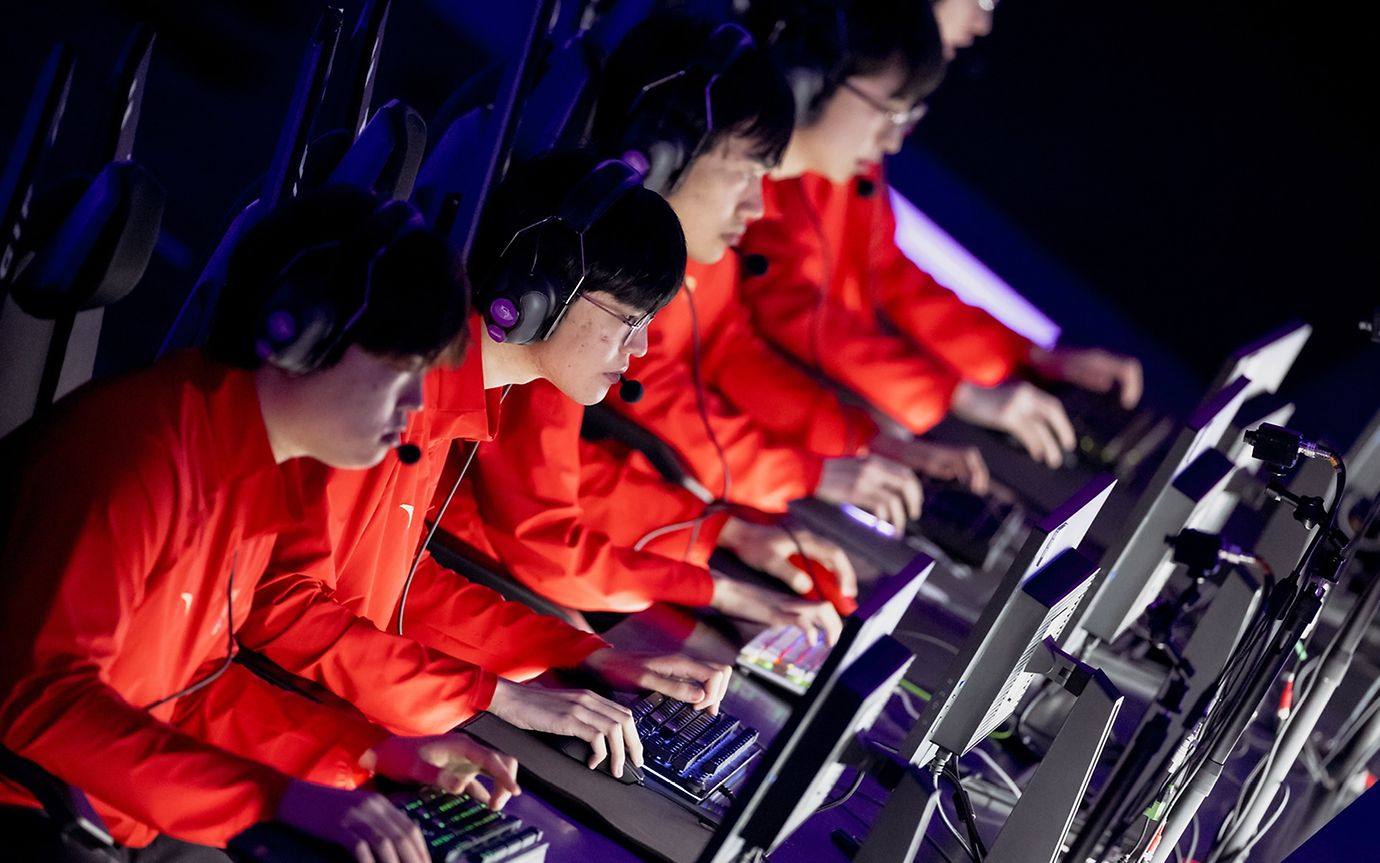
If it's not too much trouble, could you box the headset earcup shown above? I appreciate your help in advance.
[786,66,826,125]
[641,139,686,197]
[255,280,338,374]
[505,281,560,345]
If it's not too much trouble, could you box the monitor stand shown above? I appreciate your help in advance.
[854,641,1122,863]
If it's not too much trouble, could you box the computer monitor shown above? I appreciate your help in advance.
[696,636,914,863]
[1203,320,1311,405]
[896,473,1115,767]
[1072,377,1252,645]
[1343,406,1380,504]
[926,548,1099,758]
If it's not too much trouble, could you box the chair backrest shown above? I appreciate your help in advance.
[0,30,163,437]
[157,8,345,357]
[510,0,656,162]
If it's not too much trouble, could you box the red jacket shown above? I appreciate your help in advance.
[0,353,387,848]
[602,255,878,513]
[438,378,718,613]
[239,318,607,736]
[739,168,1032,432]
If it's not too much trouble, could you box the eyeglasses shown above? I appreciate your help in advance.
[839,80,928,132]
[579,292,655,347]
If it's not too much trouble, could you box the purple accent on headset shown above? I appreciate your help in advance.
[486,323,508,343]
[489,297,519,326]
[266,309,297,342]
[621,150,650,177]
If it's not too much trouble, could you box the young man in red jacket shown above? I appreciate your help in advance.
[0,189,518,863]
[933,0,995,60]
[239,156,733,783]
[584,12,990,565]
[437,147,843,642]
[740,0,1143,470]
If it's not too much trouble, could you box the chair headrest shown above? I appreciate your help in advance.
[8,161,164,319]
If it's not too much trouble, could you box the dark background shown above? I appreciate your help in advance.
[2,0,1375,444]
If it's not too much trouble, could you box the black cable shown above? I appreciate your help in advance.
[945,761,988,860]
[398,383,511,635]
[398,438,481,635]
[775,519,812,567]
[930,770,980,863]
[1158,454,1348,850]
[794,178,835,382]
[815,767,866,813]
[145,553,238,710]
[685,285,732,504]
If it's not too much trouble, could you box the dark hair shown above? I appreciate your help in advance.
[746,0,946,122]
[208,186,469,371]
[590,13,795,191]
[469,151,687,319]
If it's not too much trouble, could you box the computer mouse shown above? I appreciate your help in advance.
[535,731,645,785]
[789,553,858,616]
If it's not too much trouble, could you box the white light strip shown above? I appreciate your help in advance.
[888,186,1060,348]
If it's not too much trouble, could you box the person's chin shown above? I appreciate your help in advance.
[555,379,611,407]
[584,381,615,406]
[690,239,729,266]
[825,163,856,184]
[323,445,389,470]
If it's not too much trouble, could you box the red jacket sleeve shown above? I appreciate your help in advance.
[0,437,377,847]
[170,663,386,791]
[870,183,1031,386]
[383,550,608,681]
[464,381,716,612]
[576,435,728,564]
[738,203,961,435]
[239,524,500,736]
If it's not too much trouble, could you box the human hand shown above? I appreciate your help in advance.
[870,435,990,495]
[487,679,641,779]
[710,575,843,645]
[718,516,858,599]
[276,781,428,863]
[1029,345,1143,409]
[361,733,520,809]
[951,380,1077,469]
[815,455,924,533]
[580,647,732,715]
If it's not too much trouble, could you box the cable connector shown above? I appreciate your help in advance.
[1244,423,1337,473]
[1277,671,1296,721]
[1166,528,1259,577]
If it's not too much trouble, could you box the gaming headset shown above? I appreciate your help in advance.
[758,0,849,125]
[612,21,755,196]
[480,158,642,346]
[253,197,425,374]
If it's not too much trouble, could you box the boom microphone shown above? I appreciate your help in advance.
[395,443,422,464]
[731,246,769,277]
[618,374,644,403]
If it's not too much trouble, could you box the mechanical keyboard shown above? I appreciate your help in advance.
[392,787,546,863]
[228,786,547,863]
[908,481,1023,569]
[735,625,829,695]
[630,692,761,803]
